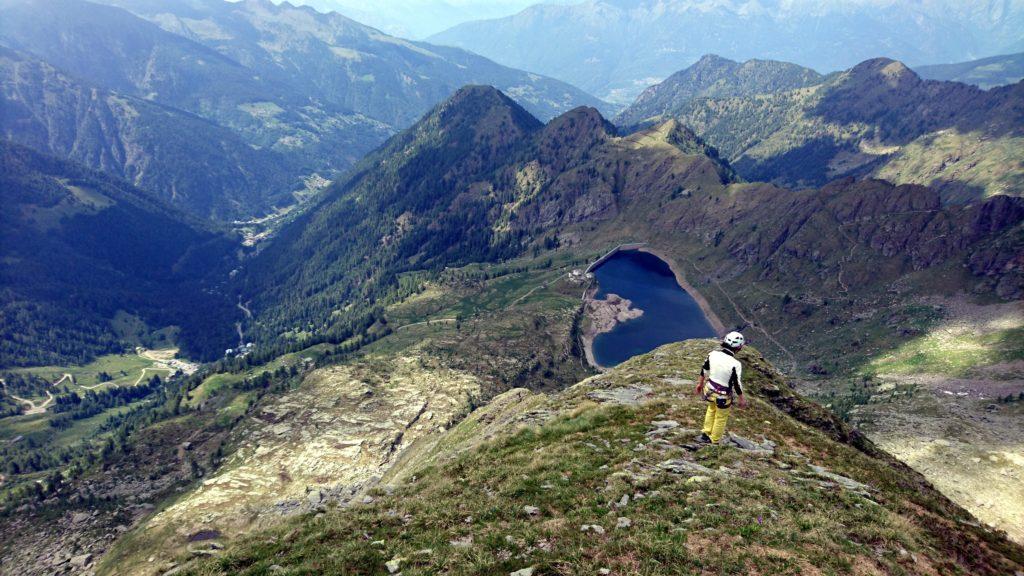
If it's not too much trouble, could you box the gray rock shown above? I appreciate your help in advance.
[307,489,323,506]
[646,420,680,437]
[658,459,718,476]
[385,558,403,573]
[587,386,652,406]
[510,567,536,576]
[580,524,606,535]
[807,465,871,493]
[523,505,540,516]
[71,512,90,524]
[724,434,775,455]
[70,554,93,567]
[269,565,284,573]
[616,517,632,529]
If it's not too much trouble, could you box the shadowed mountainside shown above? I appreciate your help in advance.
[0,141,239,367]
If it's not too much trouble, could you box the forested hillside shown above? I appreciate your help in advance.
[915,52,1024,89]
[0,142,238,367]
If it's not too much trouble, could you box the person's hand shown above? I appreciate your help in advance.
[737,395,748,409]
[695,382,703,396]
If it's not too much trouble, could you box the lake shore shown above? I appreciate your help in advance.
[580,246,726,371]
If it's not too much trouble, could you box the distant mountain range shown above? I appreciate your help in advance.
[429,0,1024,104]
[0,0,606,219]
[616,55,1024,202]
[0,141,238,367]
[915,52,1024,90]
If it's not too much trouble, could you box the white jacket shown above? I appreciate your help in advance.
[700,348,743,397]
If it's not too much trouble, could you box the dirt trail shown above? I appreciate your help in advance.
[395,318,457,331]
[235,299,253,348]
[1,378,55,415]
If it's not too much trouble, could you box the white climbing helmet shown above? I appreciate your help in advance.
[723,331,745,349]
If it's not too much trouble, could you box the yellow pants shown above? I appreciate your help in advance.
[702,400,730,443]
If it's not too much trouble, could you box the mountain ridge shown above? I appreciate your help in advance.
[619,55,1024,202]
[915,51,1024,89]
[0,0,610,220]
[0,46,302,221]
[429,0,1024,104]
[616,54,824,127]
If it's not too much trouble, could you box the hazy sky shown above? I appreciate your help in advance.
[282,0,549,39]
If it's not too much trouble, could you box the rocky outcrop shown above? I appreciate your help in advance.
[585,293,643,336]
[110,354,482,575]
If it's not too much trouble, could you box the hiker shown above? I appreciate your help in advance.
[695,332,747,444]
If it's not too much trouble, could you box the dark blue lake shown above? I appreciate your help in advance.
[592,250,716,368]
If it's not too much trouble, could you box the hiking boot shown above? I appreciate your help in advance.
[696,433,712,444]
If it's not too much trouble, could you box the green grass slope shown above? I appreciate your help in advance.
[181,341,1023,575]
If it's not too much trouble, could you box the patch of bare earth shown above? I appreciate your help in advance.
[851,295,1024,544]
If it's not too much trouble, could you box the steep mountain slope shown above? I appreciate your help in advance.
[429,0,1024,104]
[616,54,824,127]
[0,47,300,221]
[94,0,611,124]
[236,85,549,347]
[916,51,1024,89]
[645,58,1024,201]
[0,141,238,367]
[135,342,1024,575]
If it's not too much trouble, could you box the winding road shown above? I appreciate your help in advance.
[1,350,196,415]
[1,378,56,415]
